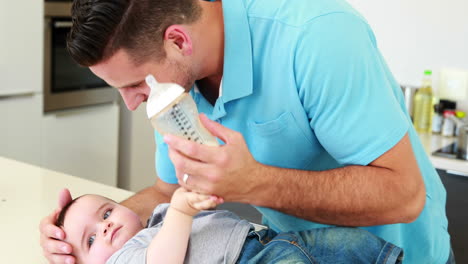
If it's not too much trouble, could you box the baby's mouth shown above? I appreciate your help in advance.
[111,226,122,242]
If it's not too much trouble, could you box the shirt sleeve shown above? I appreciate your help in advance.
[294,12,409,166]
[154,131,179,184]
[106,247,147,264]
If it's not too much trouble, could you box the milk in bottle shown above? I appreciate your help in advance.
[145,74,219,146]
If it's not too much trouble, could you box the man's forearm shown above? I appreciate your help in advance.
[250,163,425,227]
[120,185,172,226]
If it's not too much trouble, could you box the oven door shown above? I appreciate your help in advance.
[44,4,118,112]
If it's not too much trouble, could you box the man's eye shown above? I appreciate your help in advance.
[103,209,112,220]
[88,235,95,248]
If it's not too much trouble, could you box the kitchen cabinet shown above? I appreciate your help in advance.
[418,132,468,262]
[438,169,468,264]
[0,0,43,97]
[0,0,43,166]
[41,103,120,186]
[0,1,122,186]
[0,93,43,166]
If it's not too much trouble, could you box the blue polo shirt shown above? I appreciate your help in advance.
[154,0,449,263]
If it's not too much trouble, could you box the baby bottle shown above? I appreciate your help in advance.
[145,74,219,146]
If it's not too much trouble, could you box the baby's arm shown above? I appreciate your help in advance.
[146,188,223,264]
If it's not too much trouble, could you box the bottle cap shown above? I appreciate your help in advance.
[440,99,457,110]
[145,74,185,119]
[424,70,432,75]
[455,111,466,119]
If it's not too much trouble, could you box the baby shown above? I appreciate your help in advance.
[56,188,403,264]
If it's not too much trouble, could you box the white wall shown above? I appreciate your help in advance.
[347,0,468,109]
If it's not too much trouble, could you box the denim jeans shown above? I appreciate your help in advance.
[236,227,403,264]
[446,247,456,264]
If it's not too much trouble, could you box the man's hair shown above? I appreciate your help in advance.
[67,0,202,67]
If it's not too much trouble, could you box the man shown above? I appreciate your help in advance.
[40,0,452,263]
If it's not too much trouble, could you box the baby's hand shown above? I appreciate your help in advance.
[171,188,224,216]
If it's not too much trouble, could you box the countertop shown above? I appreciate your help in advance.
[0,132,466,263]
[0,157,134,264]
[418,132,468,175]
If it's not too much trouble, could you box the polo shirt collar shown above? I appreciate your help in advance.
[220,0,253,104]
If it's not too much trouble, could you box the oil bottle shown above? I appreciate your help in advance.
[413,70,434,133]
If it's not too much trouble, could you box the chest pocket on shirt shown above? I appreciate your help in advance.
[247,111,317,169]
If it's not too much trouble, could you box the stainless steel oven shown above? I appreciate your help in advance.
[44,1,118,112]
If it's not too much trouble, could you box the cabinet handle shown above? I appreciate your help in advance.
[53,21,73,28]
[0,92,35,100]
[446,170,468,178]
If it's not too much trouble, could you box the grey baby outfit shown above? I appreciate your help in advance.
[106,204,252,264]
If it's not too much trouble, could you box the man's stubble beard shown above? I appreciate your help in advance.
[169,60,197,92]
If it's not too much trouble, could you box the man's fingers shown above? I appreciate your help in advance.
[168,147,203,176]
[39,190,74,263]
[40,209,64,240]
[46,253,76,264]
[164,134,218,163]
[211,195,224,204]
[58,188,72,209]
[199,113,234,144]
[41,223,65,241]
[177,174,213,194]
[42,238,72,255]
[168,148,214,184]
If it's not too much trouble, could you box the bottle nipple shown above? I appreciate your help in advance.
[145,74,185,119]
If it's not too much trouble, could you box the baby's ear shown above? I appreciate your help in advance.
[58,188,73,209]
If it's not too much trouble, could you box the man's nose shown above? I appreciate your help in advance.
[118,88,145,111]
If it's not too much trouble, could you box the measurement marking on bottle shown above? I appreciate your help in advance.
[171,104,203,144]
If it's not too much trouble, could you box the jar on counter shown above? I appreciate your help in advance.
[432,103,443,134]
[442,110,456,137]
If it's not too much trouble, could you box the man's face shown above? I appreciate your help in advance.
[62,195,143,264]
[90,49,196,111]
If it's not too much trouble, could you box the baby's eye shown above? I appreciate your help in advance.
[88,235,95,248]
[103,209,112,220]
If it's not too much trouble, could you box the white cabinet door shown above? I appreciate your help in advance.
[0,0,42,96]
[0,0,43,166]
[0,94,42,166]
[41,103,120,186]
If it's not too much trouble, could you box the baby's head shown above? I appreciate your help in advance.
[56,194,144,264]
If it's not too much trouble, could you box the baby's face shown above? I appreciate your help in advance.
[63,195,143,264]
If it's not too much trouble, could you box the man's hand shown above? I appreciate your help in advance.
[164,114,261,202]
[170,187,223,216]
[39,189,75,264]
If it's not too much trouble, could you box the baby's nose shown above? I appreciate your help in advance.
[103,222,113,235]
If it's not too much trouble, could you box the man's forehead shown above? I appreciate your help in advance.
[89,49,149,88]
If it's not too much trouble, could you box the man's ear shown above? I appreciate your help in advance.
[163,25,193,56]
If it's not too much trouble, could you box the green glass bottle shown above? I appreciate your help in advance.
[413,70,434,133]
